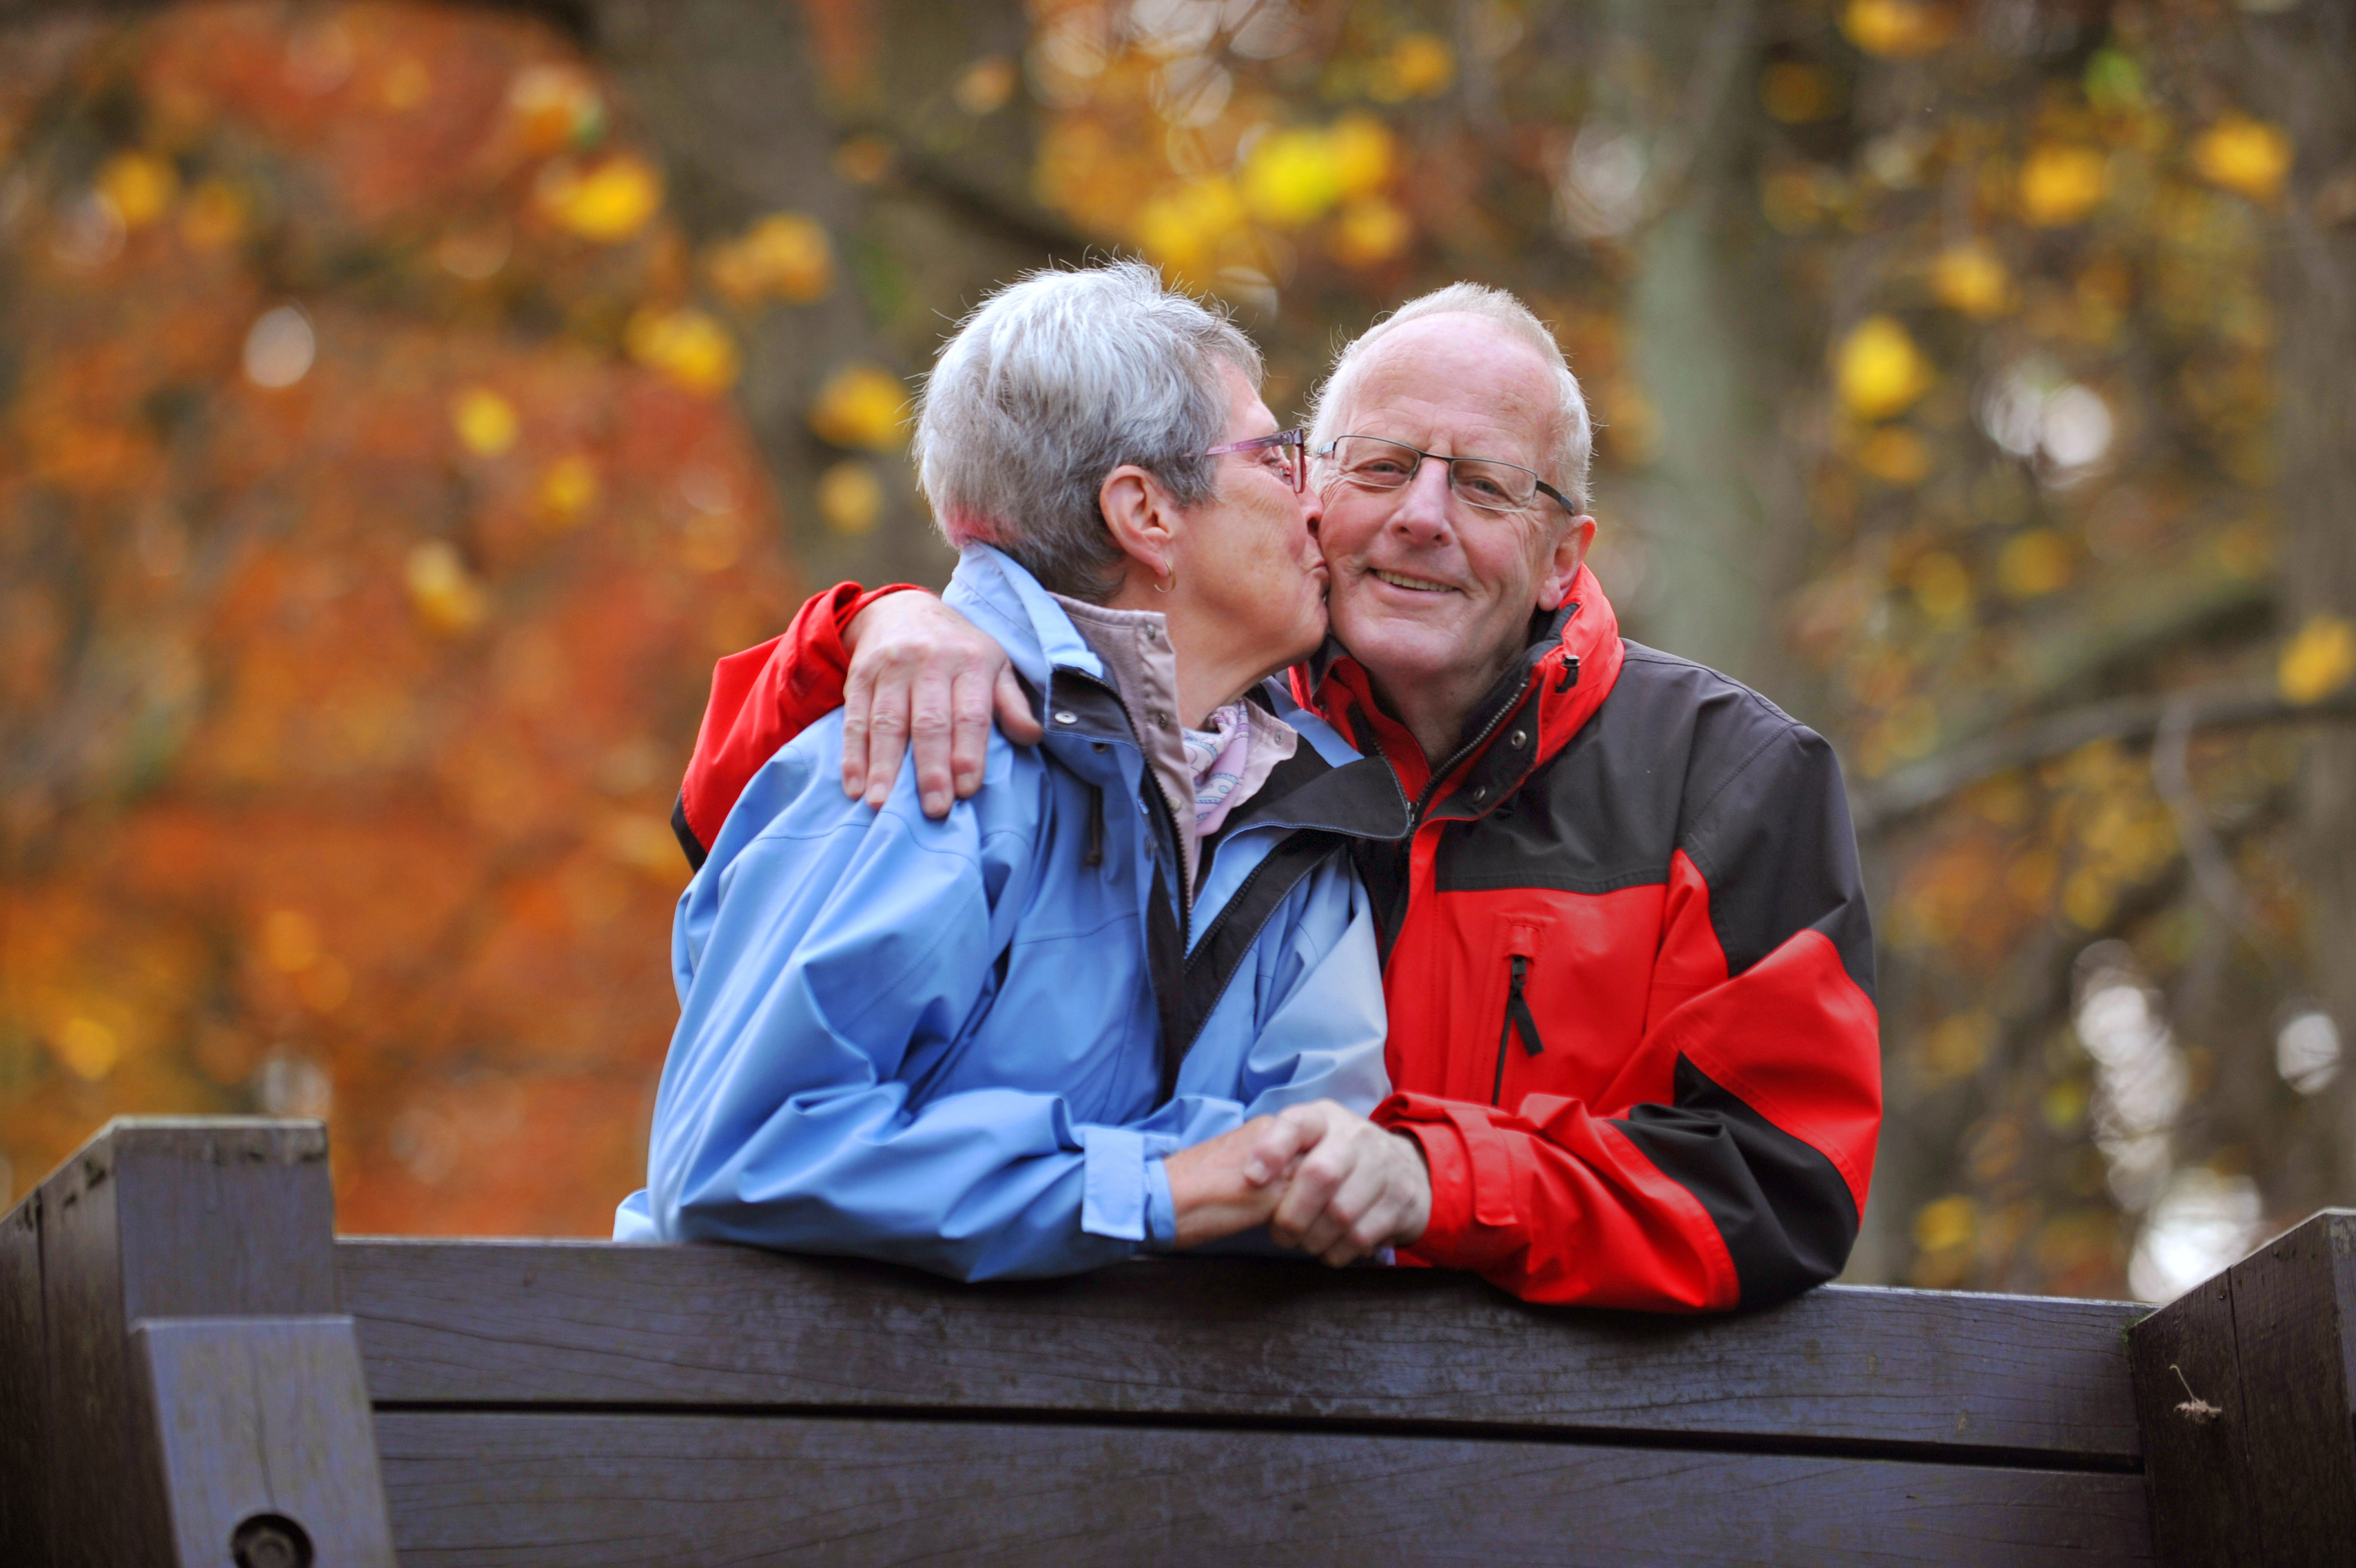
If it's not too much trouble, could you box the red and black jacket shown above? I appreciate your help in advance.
[671,566,1881,1312]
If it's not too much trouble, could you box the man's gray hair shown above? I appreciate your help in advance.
[914,261,1262,602]
[1307,282,1594,516]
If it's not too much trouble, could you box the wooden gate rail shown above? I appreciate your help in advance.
[2,1118,2350,1565]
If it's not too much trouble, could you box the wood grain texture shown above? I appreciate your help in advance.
[375,1410,2155,1567]
[0,1190,52,1567]
[2226,1211,2356,1566]
[133,1315,397,1568]
[37,1118,338,1568]
[2128,1268,2256,1568]
[341,1239,2147,1464]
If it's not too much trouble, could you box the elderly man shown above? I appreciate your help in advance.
[673,283,1880,1311]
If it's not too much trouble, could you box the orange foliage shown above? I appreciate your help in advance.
[1,4,796,1232]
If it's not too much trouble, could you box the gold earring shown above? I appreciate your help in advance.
[1154,567,1175,594]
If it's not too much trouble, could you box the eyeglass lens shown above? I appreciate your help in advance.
[1326,436,1534,510]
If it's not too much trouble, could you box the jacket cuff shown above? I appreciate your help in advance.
[1145,1155,1178,1248]
[1077,1125,1183,1243]
[1374,1092,1519,1269]
[829,582,926,658]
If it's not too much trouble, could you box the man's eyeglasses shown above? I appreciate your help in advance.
[1314,434,1572,516]
[1204,427,1307,493]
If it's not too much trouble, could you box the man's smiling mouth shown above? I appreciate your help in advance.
[1370,568,1454,594]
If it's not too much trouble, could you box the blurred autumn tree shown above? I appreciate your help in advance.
[5,0,2353,1302]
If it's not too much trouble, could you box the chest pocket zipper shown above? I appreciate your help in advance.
[1493,952,1546,1105]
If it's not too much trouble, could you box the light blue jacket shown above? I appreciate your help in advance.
[615,545,1405,1279]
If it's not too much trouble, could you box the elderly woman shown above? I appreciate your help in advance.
[614,264,1404,1280]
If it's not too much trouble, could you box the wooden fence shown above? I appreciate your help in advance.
[2,1117,2350,1564]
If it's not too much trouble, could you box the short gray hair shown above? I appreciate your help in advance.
[914,261,1262,602]
[1307,282,1593,516]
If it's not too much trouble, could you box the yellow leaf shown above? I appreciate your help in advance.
[405,541,489,634]
[707,213,834,305]
[1931,244,2013,319]
[1370,34,1455,102]
[625,308,740,396]
[817,460,885,535]
[2017,144,2108,227]
[537,454,600,528]
[56,1017,120,1081]
[2192,115,2293,204]
[1842,0,1955,58]
[1907,550,1971,623]
[2280,615,2356,704]
[509,63,604,154]
[1137,177,1248,275]
[1998,529,2071,599]
[1332,196,1412,268]
[1836,315,1933,421]
[261,909,321,972]
[380,56,431,111]
[179,178,247,250]
[450,387,520,457]
[953,55,1018,116]
[809,364,910,450]
[1326,114,1397,201]
[2062,865,2115,930]
[1913,1195,1976,1252]
[97,152,177,229]
[1924,1013,1994,1082]
[1243,128,1344,226]
[538,155,662,243]
[1857,427,1931,487]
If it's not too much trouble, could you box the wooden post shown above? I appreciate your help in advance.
[2130,1208,2356,1566]
[1,1186,52,1565]
[20,1117,396,1567]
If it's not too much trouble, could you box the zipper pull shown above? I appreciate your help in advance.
[1554,654,1580,693]
[1083,784,1105,867]
[1508,954,1544,1055]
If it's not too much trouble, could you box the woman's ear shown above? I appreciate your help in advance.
[1099,465,1179,586]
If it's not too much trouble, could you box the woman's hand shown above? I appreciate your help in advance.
[1161,1118,1300,1249]
[841,592,1043,815]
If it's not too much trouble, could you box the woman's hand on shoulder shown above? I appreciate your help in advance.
[842,593,1044,817]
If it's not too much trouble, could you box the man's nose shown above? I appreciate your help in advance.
[1298,476,1325,542]
[1387,456,1455,543]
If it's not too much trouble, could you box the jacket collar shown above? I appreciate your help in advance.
[1293,562,1626,815]
[946,545,1409,848]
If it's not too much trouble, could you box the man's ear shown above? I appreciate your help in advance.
[1099,465,1179,586]
[1534,514,1597,612]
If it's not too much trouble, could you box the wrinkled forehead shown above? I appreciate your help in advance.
[1331,317,1557,466]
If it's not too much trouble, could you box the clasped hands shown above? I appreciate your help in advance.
[1162,1099,1431,1266]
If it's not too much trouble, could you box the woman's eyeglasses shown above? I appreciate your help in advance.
[1203,428,1307,493]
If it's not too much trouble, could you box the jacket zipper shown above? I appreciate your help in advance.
[1491,953,1546,1106]
[1407,671,1534,831]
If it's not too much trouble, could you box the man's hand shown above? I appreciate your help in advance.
[841,592,1042,817]
[1162,1117,1302,1249]
[1246,1100,1431,1267]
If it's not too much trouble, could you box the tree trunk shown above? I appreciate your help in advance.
[2248,2,2356,1201]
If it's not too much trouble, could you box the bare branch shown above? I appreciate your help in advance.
[1855,681,2356,836]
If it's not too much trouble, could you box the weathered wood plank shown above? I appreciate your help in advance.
[2224,1211,2356,1564]
[2131,1208,2356,1567]
[2127,1268,2258,1568]
[0,1189,52,1567]
[38,1118,339,1567]
[133,1315,397,1567]
[342,1239,2147,1462]
[376,1410,2155,1567]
